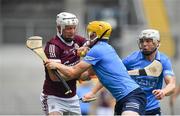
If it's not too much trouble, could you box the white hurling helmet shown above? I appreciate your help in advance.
[139,29,160,42]
[138,29,160,55]
[56,12,79,35]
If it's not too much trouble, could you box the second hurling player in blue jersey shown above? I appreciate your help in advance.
[123,29,176,115]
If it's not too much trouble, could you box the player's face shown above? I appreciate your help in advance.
[88,32,97,40]
[86,31,98,46]
[62,25,76,41]
[139,38,156,54]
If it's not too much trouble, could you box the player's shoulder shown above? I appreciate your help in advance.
[45,36,64,50]
[128,50,141,58]
[47,36,59,44]
[123,50,141,62]
[89,42,111,57]
[158,51,171,63]
[159,51,170,60]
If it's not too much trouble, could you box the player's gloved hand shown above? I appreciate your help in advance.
[45,60,59,70]
[152,89,165,100]
[77,46,89,57]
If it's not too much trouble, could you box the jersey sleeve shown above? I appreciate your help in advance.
[83,46,101,65]
[44,42,61,62]
[122,52,136,70]
[162,58,175,77]
[122,57,129,69]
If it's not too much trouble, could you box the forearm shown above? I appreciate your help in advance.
[45,60,90,80]
[162,84,175,96]
[91,81,103,94]
[56,64,79,79]
[174,85,180,96]
[47,69,71,81]
[80,68,96,81]
[162,77,176,96]
[47,69,58,81]
[79,71,90,81]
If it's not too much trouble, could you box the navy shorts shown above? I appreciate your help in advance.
[114,88,146,115]
[145,107,161,115]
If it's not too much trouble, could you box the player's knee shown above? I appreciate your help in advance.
[49,111,63,116]
[121,110,139,116]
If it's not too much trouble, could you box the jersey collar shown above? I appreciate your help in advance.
[139,50,161,61]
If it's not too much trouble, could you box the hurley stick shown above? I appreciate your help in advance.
[128,60,162,77]
[26,36,72,94]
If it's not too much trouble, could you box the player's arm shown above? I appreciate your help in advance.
[79,67,96,81]
[175,85,180,96]
[162,75,176,96]
[44,43,70,81]
[47,67,71,81]
[83,81,103,100]
[47,68,58,81]
[153,76,176,100]
[45,60,92,80]
[170,85,180,106]
[153,58,176,100]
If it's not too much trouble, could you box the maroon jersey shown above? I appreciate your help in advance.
[43,35,86,98]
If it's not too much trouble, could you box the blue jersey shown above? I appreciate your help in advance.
[83,41,139,101]
[122,51,174,111]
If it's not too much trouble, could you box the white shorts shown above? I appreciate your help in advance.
[40,93,81,115]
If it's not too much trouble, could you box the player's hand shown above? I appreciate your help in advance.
[77,47,89,57]
[45,60,59,70]
[83,91,96,100]
[152,89,165,100]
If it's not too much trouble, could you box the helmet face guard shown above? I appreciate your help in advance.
[87,31,98,43]
[138,29,160,55]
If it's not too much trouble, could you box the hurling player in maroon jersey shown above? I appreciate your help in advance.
[40,12,87,115]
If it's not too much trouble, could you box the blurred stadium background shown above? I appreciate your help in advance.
[0,0,180,115]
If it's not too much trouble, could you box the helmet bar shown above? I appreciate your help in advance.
[62,17,76,20]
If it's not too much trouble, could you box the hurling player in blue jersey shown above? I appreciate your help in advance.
[45,21,146,115]
[122,29,176,115]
